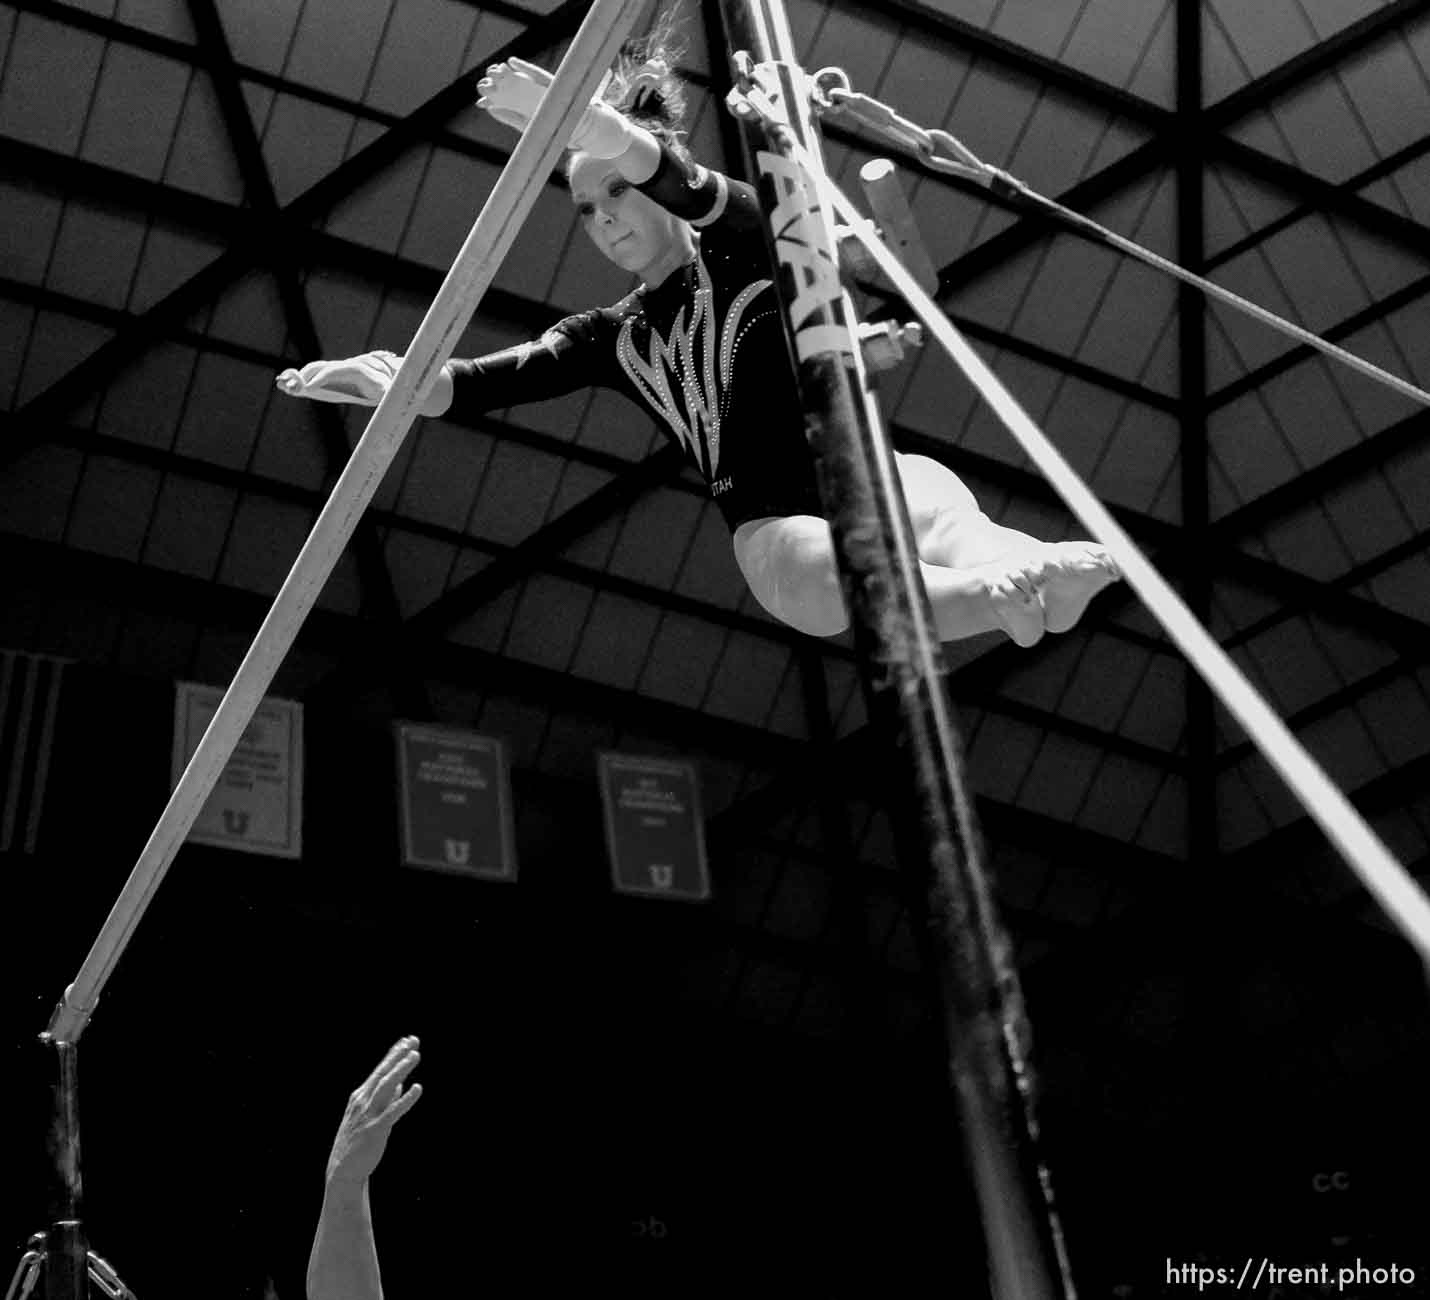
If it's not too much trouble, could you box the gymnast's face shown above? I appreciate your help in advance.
[568,151,687,284]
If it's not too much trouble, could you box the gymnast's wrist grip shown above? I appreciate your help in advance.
[570,100,639,159]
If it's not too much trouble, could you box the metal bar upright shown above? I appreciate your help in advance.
[715,1,1073,1293]
[42,1040,87,1300]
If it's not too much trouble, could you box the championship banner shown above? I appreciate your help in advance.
[0,650,66,855]
[173,682,303,859]
[395,723,517,881]
[598,752,711,901]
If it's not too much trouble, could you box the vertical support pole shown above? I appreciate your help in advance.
[1176,0,1233,1139]
[43,1038,88,1300]
[797,650,876,1049]
[1177,0,1215,866]
[1176,1,1218,909]
[715,2,1073,1294]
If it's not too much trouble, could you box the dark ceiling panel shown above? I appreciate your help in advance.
[0,11,106,152]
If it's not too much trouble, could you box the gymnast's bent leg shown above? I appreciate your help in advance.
[731,513,1055,644]
[895,453,1121,642]
[729,459,1120,644]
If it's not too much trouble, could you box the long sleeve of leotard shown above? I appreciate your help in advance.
[442,307,623,421]
[634,144,766,233]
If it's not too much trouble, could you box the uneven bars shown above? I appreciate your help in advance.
[44,0,649,1045]
[785,143,1430,965]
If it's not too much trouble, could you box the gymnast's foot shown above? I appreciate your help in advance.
[967,561,1047,648]
[1024,541,1121,634]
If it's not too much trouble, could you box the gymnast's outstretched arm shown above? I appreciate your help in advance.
[479,55,765,232]
[478,56,662,185]
[278,58,720,421]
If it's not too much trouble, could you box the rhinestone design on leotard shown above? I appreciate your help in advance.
[615,252,772,483]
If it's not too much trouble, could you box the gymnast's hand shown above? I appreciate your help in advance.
[323,1036,423,1190]
[476,58,636,159]
[476,57,552,134]
[275,352,452,417]
[275,350,401,406]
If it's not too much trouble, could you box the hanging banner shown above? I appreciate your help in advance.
[0,650,67,855]
[598,752,710,902]
[173,682,303,859]
[395,724,517,881]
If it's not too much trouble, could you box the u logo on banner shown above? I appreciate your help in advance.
[444,839,471,867]
[649,864,673,890]
[222,809,250,836]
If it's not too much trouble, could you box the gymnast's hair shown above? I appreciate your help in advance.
[570,8,692,168]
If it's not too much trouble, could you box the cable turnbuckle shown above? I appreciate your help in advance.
[809,66,994,186]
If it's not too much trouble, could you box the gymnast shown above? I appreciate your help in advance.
[278,22,1120,647]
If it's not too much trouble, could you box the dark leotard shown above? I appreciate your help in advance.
[444,146,822,532]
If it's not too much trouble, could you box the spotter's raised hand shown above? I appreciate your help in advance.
[323,1036,423,1189]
